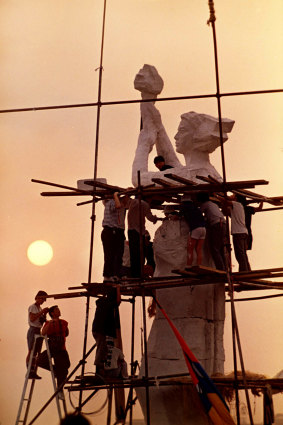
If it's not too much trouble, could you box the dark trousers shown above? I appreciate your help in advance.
[232,233,251,272]
[128,229,145,278]
[101,226,125,277]
[207,222,227,271]
[37,349,70,388]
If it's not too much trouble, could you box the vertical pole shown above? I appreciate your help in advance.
[129,296,136,425]
[207,2,253,424]
[137,171,144,278]
[137,170,150,423]
[142,288,151,425]
[79,0,108,410]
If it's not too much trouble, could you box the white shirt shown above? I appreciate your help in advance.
[28,303,42,328]
[231,202,248,235]
[104,346,124,370]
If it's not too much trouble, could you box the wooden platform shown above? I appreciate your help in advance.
[43,266,283,302]
[65,373,283,393]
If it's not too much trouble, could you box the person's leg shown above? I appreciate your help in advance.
[187,237,197,266]
[128,229,143,277]
[101,227,115,278]
[233,233,251,272]
[54,351,70,388]
[113,229,125,278]
[27,327,42,378]
[208,223,226,270]
[195,239,204,266]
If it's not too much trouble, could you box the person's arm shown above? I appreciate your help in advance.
[113,192,122,209]
[148,297,156,318]
[41,320,52,336]
[65,325,69,337]
[29,307,49,323]
[144,202,158,224]
[214,194,232,216]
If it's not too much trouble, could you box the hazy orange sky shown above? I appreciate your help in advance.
[1,1,282,424]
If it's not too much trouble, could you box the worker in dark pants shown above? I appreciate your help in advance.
[127,197,159,278]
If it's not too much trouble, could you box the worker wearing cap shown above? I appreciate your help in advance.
[26,290,49,379]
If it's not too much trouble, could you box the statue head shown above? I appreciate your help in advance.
[134,64,164,95]
[174,111,235,154]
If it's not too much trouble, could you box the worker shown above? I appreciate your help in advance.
[196,192,227,271]
[127,197,160,278]
[153,155,173,171]
[225,194,251,272]
[180,197,206,267]
[101,191,129,282]
[26,290,49,379]
[41,305,70,390]
[92,287,121,376]
[236,195,263,250]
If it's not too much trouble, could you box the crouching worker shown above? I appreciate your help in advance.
[104,336,128,379]
[37,305,70,390]
[92,287,127,378]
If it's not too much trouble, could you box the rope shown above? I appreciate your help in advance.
[207,0,216,25]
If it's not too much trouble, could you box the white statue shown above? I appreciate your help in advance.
[134,65,234,425]
[132,65,234,186]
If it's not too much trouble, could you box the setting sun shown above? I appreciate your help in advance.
[27,240,53,266]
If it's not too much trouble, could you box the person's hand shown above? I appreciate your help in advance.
[148,299,156,318]
[42,308,49,314]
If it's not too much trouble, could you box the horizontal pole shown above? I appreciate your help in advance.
[0,89,282,114]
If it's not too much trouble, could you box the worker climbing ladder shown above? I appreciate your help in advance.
[15,334,67,425]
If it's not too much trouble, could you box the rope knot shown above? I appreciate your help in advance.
[207,0,216,25]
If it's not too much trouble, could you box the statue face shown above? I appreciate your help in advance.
[174,118,194,154]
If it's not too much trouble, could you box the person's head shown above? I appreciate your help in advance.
[134,64,164,96]
[154,155,166,170]
[163,205,179,218]
[174,111,235,155]
[196,192,210,204]
[35,290,47,305]
[234,194,247,205]
[49,305,61,319]
[60,413,90,425]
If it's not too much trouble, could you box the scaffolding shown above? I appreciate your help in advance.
[8,0,283,424]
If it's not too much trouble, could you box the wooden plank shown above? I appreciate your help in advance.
[232,267,283,279]
[41,191,93,197]
[185,265,227,275]
[83,179,124,191]
[237,281,283,291]
[151,178,177,187]
[164,173,198,186]
[32,178,90,193]
[197,175,282,207]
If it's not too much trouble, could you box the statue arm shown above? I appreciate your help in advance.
[132,102,159,183]
[147,103,182,167]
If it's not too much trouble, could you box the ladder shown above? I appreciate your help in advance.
[15,334,67,425]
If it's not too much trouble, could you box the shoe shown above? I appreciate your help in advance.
[28,372,42,380]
